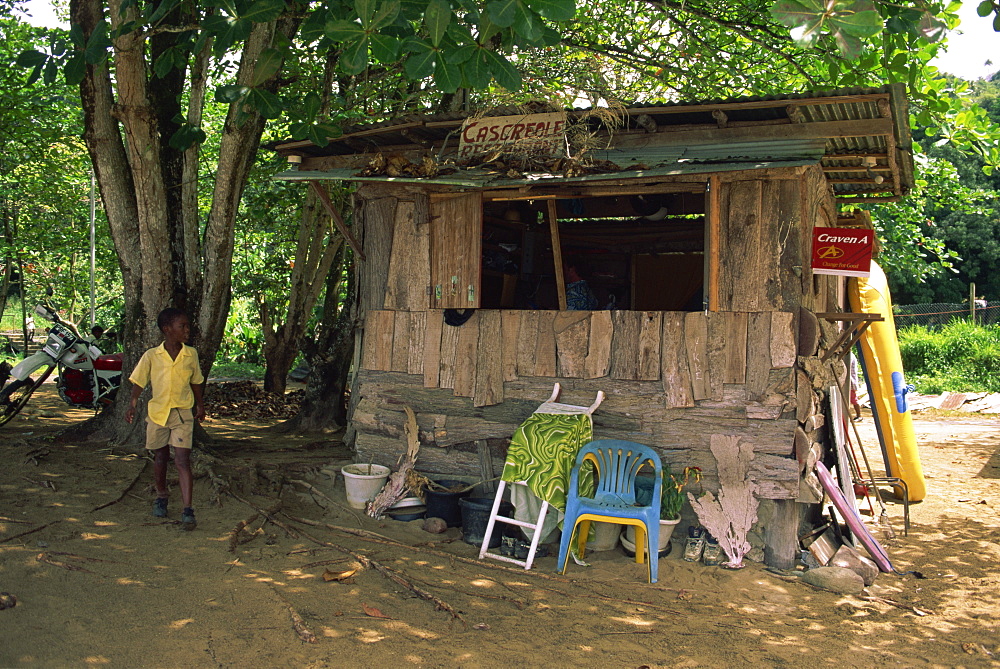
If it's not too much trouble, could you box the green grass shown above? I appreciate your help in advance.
[1,299,27,331]
[209,360,264,380]
[898,320,1000,394]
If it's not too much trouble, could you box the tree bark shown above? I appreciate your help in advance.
[261,189,344,394]
[67,0,302,447]
[274,244,355,433]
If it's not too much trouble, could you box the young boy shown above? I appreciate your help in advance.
[124,308,206,530]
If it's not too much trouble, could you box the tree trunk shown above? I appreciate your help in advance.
[274,245,355,433]
[66,0,302,447]
[260,189,344,395]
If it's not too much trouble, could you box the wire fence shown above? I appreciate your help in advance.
[893,303,1000,329]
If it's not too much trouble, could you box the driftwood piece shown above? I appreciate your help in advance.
[610,310,640,380]
[745,312,771,401]
[390,311,411,373]
[474,311,504,407]
[423,310,443,387]
[661,312,694,408]
[555,314,590,378]
[438,319,460,389]
[368,407,421,518]
[407,311,427,376]
[584,310,613,378]
[91,459,149,512]
[722,312,748,384]
[637,311,663,381]
[362,310,395,372]
[501,310,521,381]
[533,311,557,377]
[684,312,709,400]
[516,311,540,377]
[452,311,479,397]
[706,312,727,400]
[770,311,796,368]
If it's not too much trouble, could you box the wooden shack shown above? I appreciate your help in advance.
[273,84,915,568]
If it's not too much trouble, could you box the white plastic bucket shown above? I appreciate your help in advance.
[341,464,390,509]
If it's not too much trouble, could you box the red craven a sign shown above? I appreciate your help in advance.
[458,112,567,160]
[811,227,874,277]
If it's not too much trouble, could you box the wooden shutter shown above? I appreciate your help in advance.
[429,192,482,309]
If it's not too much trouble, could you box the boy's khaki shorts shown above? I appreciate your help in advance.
[146,408,194,450]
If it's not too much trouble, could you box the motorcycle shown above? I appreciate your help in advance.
[0,304,123,426]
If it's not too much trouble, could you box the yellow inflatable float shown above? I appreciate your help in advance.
[849,261,926,502]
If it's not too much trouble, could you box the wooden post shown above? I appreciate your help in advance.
[764,499,800,570]
[548,199,567,310]
[706,176,721,312]
[970,282,976,325]
[309,181,366,261]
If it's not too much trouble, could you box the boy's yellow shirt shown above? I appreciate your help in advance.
[129,343,205,426]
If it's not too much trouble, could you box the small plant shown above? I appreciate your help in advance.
[661,466,701,520]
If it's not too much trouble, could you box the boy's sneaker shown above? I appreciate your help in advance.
[683,526,706,562]
[180,507,197,531]
[702,533,723,566]
[152,497,168,518]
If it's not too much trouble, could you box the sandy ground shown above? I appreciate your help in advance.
[1,383,999,669]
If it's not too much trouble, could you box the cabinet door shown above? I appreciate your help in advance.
[429,192,483,308]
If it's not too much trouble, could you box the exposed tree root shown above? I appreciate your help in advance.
[289,479,363,525]
[0,520,62,545]
[228,501,281,552]
[288,523,466,625]
[91,460,149,512]
[283,513,573,583]
[266,584,317,644]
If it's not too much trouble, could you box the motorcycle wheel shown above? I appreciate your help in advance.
[0,366,55,426]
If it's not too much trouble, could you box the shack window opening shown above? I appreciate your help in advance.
[480,190,707,311]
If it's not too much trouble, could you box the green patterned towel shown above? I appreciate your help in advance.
[502,412,595,513]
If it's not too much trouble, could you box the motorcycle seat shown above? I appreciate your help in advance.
[94,353,124,371]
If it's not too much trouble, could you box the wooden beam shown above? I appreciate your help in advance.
[822,166,890,173]
[707,175,721,312]
[308,181,366,261]
[548,199,567,311]
[480,181,707,202]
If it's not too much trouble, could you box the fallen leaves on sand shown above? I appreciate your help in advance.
[362,603,393,619]
[204,380,303,420]
[323,568,358,583]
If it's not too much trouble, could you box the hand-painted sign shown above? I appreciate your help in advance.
[811,227,874,277]
[458,112,567,160]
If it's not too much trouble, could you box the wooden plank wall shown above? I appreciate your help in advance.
[429,193,483,309]
[356,308,802,499]
[717,177,803,312]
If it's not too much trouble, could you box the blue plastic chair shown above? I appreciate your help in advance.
[556,439,662,583]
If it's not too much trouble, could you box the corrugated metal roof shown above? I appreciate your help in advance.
[272,84,913,200]
[275,157,820,188]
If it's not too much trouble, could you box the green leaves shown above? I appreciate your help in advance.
[250,47,283,86]
[242,0,287,22]
[314,0,578,91]
[770,0,881,57]
[168,123,207,150]
[424,0,451,46]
